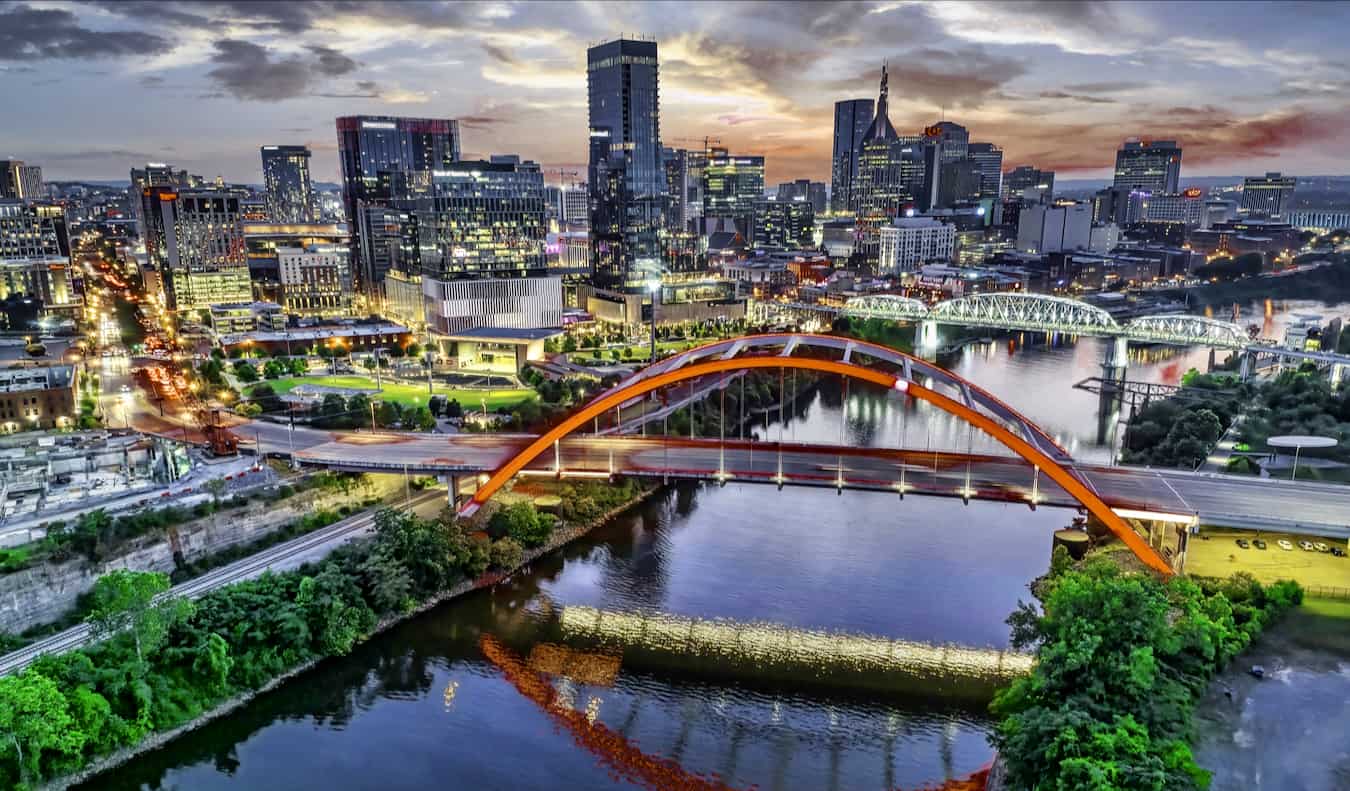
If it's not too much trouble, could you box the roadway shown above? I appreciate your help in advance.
[293,434,1350,539]
[0,488,446,676]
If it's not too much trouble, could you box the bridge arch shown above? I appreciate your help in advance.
[1123,313,1248,348]
[843,294,930,321]
[462,337,1173,576]
[929,292,1120,334]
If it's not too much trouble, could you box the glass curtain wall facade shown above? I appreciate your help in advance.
[587,38,664,291]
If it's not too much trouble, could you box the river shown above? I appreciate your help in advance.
[83,300,1349,791]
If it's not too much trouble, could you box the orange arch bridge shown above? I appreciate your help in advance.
[462,334,1173,577]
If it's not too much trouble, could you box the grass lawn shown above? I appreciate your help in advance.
[257,376,535,410]
[1301,596,1350,620]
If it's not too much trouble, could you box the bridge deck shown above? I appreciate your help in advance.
[294,434,1350,539]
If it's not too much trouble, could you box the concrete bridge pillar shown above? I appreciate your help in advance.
[1238,351,1255,381]
[915,319,938,360]
[1332,363,1345,389]
[1207,347,1217,373]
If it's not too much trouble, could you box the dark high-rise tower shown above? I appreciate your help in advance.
[587,37,664,291]
[335,115,460,302]
[830,99,874,214]
[260,145,315,224]
[1113,139,1181,193]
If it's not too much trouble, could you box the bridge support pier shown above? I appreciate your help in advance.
[1097,337,1129,448]
[1207,347,1217,373]
[915,319,938,360]
[1332,363,1345,389]
[1237,351,1254,381]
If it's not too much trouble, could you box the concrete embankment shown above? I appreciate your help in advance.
[511,603,1033,704]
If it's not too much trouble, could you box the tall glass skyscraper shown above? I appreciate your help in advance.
[335,115,460,301]
[260,145,315,224]
[830,99,873,214]
[587,38,664,291]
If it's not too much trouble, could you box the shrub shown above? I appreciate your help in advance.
[489,537,524,570]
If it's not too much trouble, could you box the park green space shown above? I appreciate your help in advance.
[260,375,534,410]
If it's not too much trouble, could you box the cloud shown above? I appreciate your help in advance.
[0,4,171,60]
[1062,81,1145,93]
[832,47,1028,110]
[1036,90,1117,105]
[921,0,1150,56]
[205,39,362,101]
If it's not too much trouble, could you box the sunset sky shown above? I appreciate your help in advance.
[5,0,1349,185]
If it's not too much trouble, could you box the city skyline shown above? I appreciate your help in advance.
[5,1,1350,184]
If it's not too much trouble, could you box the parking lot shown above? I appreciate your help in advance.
[1186,528,1350,589]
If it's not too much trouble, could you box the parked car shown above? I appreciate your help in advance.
[1314,542,1330,552]
[1235,538,1250,549]
[1253,539,1267,550]
[1332,547,1346,558]
[1298,540,1315,551]
[1277,539,1294,551]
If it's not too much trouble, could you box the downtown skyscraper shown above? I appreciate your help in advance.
[1113,139,1182,193]
[260,145,316,224]
[587,37,664,291]
[830,98,874,214]
[335,115,460,303]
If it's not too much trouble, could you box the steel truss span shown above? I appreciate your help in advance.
[461,334,1174,576]
[837,293,1249,349]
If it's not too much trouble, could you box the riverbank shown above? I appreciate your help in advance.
[1163,254,1350,310]
[35,479,663,790]
[1192,596,1350,790]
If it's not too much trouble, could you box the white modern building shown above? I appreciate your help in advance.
[1017,203,1092,254]
[277,243,350,317]
[1286,210,1350,234]
[878,217,955,273]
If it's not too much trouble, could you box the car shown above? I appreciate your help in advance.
[1253,539,1267,550]
[1298,540,1315,551]
[1314,542,1330,552]
[1332,547,1346,558]
[119,384,130,393]
[1235,538,1250,549]
[1277,539,1294,551]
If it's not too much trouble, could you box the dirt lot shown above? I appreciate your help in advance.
[1186,527,1350,590]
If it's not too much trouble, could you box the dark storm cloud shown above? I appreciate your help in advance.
[834,47,1028,109]
[96,0,467,34]
[1062,81,1145,93]
[205,39,362,101]
[1036,90,1117,104]
[0,4,171,60]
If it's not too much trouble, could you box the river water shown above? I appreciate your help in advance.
[84,300,1348,791]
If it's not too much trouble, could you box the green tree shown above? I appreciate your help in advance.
[489,537,524,570]
[296,563,375,656]
[202,478,227,507]
[232,361,259,383]
[562,336,577,354]
[412,405,436,432]
[376,401,400,427]
[85,570,190,664]
[263,359,287,379]
[0,671,86,787]
[490,501,550,547]
[288,357,309,376]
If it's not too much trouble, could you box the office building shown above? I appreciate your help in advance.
[1003,166,1054,202]
[560,183,589,228]
[1139,189,1205,226]
[242,222,351,306]
[276,244,351,317]
[830,98,874,213]
[1113,139,1181,193]
[1240,172,1297,219]
[926,121,969,162]
[0,201,78,317]
[587,37,665,291]
[0,364,77,432]
[776,179,827,215]
[752,196,815,250]
[1287,210,1350,234]
[878,217,956,273]
[145,189,253,314]
[702,148,764,233]
[1017,203,1092,254]
[0,161,44,201]
[335,115,460,300]
[129,163,191,240]
[261,145,316,223]
[937,158,981,208]
[966,143,1004,202]
[663,147,697,231]
[369,157,559,341]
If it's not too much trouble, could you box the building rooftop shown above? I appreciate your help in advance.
[440,326,561,342]
[218,322,410,346]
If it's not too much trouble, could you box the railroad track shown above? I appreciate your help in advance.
[0,489,444,676]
